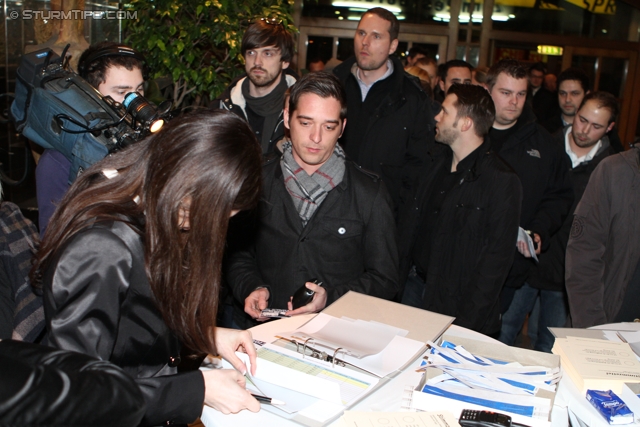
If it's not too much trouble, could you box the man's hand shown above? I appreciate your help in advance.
[285,282,327,316]
[244,287,270,321]
[517,232,542,257]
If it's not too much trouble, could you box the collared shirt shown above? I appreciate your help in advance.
[355,59,394,101]
[564,126,602,168]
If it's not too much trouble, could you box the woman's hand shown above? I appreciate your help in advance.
[214,327,257,376]
[201,369,260,414]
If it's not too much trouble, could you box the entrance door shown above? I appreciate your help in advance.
[562,47,639,147]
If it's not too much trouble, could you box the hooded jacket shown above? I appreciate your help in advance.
[216,73,296,155]
[566,146,640,327]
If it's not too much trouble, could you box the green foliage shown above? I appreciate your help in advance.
[124,0,295,107]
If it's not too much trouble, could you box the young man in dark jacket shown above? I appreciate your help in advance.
[226,72,399,329]
[214,18,296,155]
[500,92,617,351]
[398,84,522,336]
[486,60,574,331]
[332,7,437,211]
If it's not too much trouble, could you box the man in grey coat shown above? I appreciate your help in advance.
[566,144,640,327]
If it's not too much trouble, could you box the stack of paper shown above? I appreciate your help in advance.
[410,335,560,427]
[552,336,640,394]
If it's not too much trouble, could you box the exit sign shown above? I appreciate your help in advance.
[537,45,564,56]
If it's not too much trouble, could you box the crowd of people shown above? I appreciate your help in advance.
[1,5,639,426]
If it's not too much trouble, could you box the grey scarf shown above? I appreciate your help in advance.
[280,141,346,226]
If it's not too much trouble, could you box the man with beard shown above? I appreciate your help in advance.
[333,8,436,211]
[215,18,296,155]
[501,92,617,351]
[398,84,522,335]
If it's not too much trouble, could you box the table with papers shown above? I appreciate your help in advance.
[199,312,571,427]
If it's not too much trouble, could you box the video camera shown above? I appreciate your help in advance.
[10,45,170,183]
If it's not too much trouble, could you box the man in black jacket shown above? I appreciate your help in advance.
[528,62,558,124]
[399,84,522,336]
[541,67,590,135]
[226,72,399,329]
[485,59,574,341]
[214,18,296,155]
[333,7,436,211]
[501,92,617,351]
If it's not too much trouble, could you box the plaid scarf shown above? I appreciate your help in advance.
[0,202,43,342]
[280,141,345,226]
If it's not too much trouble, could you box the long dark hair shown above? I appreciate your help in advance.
[32,109,262,355]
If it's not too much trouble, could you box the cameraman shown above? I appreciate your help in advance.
[35,42,145,236]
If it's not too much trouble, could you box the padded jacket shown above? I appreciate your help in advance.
[490,105,574,289]
[0,339,145,426]
[42,220,204,426]
[399,140,522,335]
[227,157,400,329]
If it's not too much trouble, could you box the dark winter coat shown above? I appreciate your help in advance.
[528,129,614,291]
[333,56,439,210]
[399,140,522,335]
[227,157,400,329]
[490,105,574,290]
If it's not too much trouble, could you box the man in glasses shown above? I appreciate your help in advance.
[215,18,296,155]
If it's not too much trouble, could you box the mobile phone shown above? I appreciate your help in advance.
[459,409,512,427]
[291,279,322,309]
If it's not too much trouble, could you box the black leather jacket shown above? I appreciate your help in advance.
[42,220,204,426]
[0,339,145,426]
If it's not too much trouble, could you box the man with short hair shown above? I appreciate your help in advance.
[564,92,640,327]
[501,92,617,351]
[36,41,145,236]
[226,72,399,329]
[405,45,427,68]
[216,18,296,155]
[398,84,522,335]
[541,67,590,134]
[528,62,557,123]
[333,7,436,211]
[485,59,573,339]
[308,57,326,73]
[438,59,473,97]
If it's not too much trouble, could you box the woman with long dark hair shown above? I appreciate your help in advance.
[32,109,263,425]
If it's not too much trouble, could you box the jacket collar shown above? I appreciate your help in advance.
[336,55,408,105]
[229,73,297,115]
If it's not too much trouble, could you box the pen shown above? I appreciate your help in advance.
[251,393,286,405]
